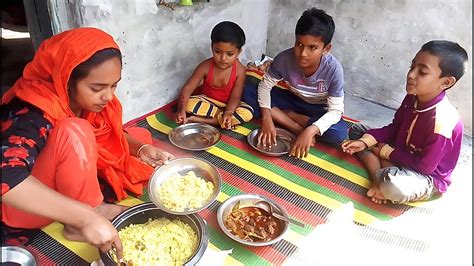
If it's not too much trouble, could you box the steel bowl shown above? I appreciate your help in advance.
[247,127,295,156]
[149,157,222,215]
[1,246,37,266]
[216,194,289,246]
[99,202,208,266]
[169,123,221,151]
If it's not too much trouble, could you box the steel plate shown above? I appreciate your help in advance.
[169,123,221,151]
[247,127,295,156]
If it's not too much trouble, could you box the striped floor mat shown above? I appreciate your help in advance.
[25,103,440,265]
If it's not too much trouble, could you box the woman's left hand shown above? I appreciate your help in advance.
[137,145,175,167]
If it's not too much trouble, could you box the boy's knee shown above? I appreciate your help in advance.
[348,123,369,140]
[321,126,348,145]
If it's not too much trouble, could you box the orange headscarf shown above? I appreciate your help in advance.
[2,27,153,201]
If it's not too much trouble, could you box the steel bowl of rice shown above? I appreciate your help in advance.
[99,202,208,266]
[148,157,222,215]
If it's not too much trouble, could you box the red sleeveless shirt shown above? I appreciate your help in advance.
[200,60,237,103]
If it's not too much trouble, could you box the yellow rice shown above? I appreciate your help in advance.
[118,218,198,265]
[157,171,215,211]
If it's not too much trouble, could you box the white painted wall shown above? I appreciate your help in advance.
[49,0,270,123]
[48,0,472,134]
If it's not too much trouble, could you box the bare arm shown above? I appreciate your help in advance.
[124,133,174,166]
[2,176,122,256]
[176,60,210,115]
[224,63,246,113]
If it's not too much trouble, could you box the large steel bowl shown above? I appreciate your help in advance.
[99,202,208,266]
[148,157,222,215]
[216,194,290,247]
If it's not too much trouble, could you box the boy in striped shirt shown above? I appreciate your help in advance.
[242,8,348,158]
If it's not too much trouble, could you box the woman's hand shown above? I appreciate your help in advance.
[78,214,123,258]
[175,111,187,124]
[341,140,367,155]
[138,144,175,167]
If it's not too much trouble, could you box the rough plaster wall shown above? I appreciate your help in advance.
[266,0,472,134]
[49,0,269,123]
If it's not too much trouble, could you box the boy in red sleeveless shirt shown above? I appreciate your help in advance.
[175,21,253,129]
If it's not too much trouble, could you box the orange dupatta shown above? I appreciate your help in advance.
[2,27,153,201]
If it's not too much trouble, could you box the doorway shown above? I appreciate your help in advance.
[1,0,53,95]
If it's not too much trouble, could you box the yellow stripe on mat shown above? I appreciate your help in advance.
[303,154,370,188]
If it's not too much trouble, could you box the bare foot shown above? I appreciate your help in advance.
[367,184,387,204]
[286,110,310,128]
[63,225,87,242]
[95,203,129,221]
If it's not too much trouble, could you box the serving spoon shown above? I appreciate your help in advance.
[255,201,305,228]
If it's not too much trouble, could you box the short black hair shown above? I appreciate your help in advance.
[211,21,246,49]
[420,40,468,81]
[68,48,122,87]
[295,8,335,46]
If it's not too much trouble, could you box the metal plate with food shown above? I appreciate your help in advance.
[1,246,37,266]
[148,157,222,215]
[216,194,290,246]
[169,123,221,151]
[247,127,296,156]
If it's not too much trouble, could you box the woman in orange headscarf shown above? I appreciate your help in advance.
[1,27,174,256]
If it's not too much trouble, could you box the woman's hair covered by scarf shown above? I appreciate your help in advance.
[2,27,153,200]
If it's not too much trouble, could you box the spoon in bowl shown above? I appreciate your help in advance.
[255,201,305,227]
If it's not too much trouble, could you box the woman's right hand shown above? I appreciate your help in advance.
[258,117,277,147]
[78,214,123,258]
[175,111,187,124]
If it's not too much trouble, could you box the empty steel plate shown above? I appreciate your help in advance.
[247,127,295,156]
[169,123,221,151]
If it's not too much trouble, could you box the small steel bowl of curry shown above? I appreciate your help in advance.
[216,194,289,246]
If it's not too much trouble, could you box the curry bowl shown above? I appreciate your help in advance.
[1,246,37,266]
[99,202,208,266]
[216,194,289,246]
[247,127,295,156]
[169,123,221,151]
[148,157,222,215]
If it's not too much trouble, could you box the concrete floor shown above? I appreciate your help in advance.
[2,28,472,266]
